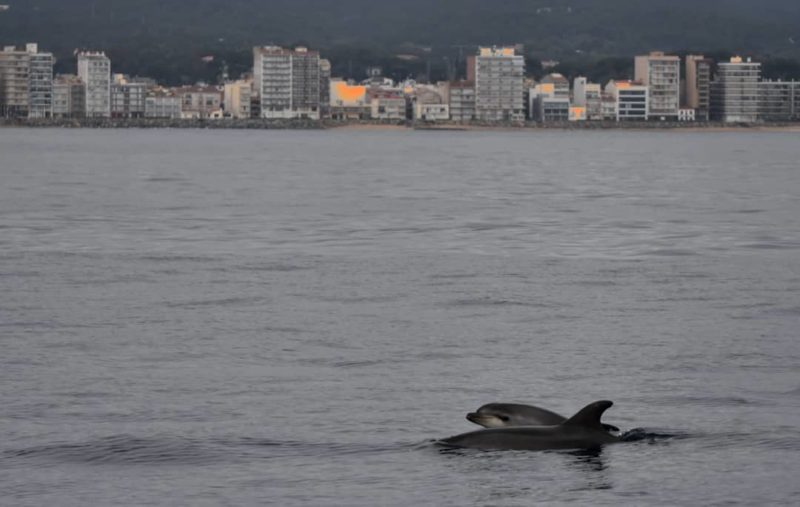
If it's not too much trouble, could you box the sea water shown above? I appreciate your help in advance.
[1,128,799,505]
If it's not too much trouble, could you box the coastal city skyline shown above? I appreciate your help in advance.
[1,41,799,125]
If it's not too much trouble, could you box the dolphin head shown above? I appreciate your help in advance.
[466,403,566,428]
[466,405,513,428]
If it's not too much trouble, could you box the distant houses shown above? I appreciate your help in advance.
[2,42,799,123]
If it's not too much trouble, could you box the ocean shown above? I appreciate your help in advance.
[1,127,799,505]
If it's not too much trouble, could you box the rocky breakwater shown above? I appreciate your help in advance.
[0,117,327,129]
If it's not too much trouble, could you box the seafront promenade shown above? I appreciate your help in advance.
[3,117,799,131]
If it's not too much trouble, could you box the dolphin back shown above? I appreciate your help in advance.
[483,403,566,425]
[562,400,614,429]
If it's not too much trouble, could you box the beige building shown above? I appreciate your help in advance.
[368,89,406,120]
[685,55,712,121]
[411,82,448,121]
[539,73,570,99]
[223,79,252,119]
[0,45,30,117]
[0,43,55,118]
[635,51,680,120]
[175,85,223,119]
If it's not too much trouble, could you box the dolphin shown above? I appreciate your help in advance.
[467,402,620,433]
[440,400,621,451]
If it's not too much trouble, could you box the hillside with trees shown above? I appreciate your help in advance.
[2,0,799,84]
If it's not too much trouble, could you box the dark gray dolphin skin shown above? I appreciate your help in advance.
[441,400,621,451]
[467,403,567,428]
[467,402,620,433]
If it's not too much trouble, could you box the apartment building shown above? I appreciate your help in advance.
[28,44,54,118]
[573,77,603,120]
[539,73,570,98]
[175,85,222,119]
[710,57,761,123]
[319,59,331,118]
[223,79,252,119]
[253,46,321,119]
[635,52,680,120]
[0,43,54,118]
[529,81,569,122]
[449,81,475,121]
[685,55,712,121]
[472,46,525,121]
[329,79,370,120]
[77,51,111,118]
[145,90,181,118]
[759,80,798,121]
[605,80,649,121]
[52,74,85,117]
[111,75,146,118]
[368,89,406,120]
[0,45,29,117]
[411,83,449,121]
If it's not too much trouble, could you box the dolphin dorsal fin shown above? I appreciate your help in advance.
[562,400,613,428]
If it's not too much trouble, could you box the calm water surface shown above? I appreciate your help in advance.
[1,128,799,505]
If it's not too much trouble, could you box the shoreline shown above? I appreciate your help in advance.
[2,118,799,132]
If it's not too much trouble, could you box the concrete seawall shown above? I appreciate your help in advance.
[2,117,798,130]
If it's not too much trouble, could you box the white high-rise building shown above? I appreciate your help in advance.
[27,43,54,118]
[635,51,680,120]
[77,51,111,118]
[471,46,525,121]
[253,46,321,119]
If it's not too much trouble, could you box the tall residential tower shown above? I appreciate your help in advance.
[635,52,680,120]
[685,55,712,121]
[0,43,54,118]
[77,51,111,118]
[710,56,761,123]
[471,46,525,122]
[253,46,321,119]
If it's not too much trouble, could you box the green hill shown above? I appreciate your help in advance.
[2,0,799,84]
